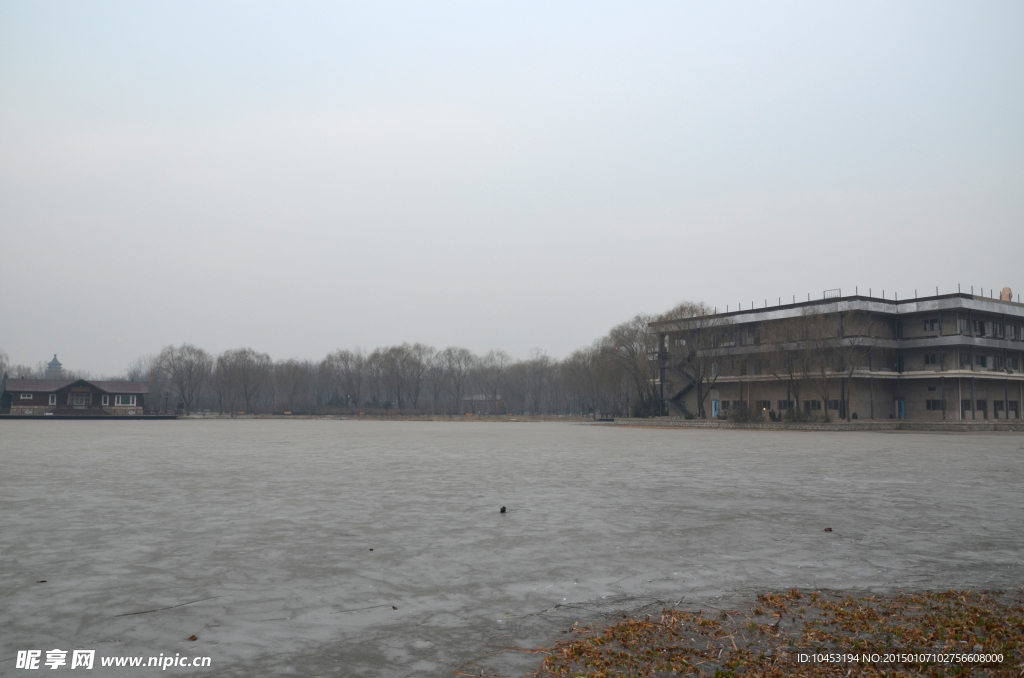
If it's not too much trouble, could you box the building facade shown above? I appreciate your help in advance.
[649,290,1024,421]
[3,378,148,416]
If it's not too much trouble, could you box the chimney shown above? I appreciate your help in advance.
[1000,287,1012,301]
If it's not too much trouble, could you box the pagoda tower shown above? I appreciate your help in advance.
[45,354,63,379]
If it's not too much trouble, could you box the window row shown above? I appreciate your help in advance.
[955,354,1018,370]
[953,318,1020,339]
[16,393,136,406]
[960,400,1021,415]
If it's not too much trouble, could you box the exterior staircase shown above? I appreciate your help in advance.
[665,365,697,419]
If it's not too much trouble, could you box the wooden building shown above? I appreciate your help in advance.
[2,378,148,416]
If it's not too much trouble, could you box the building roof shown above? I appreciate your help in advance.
[5,379,74,392]
[47,354,62,369]
[3,378,149,394]
[650,292,1024,331]
[90,381,149,394]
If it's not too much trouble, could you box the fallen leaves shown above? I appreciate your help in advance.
[534,589,1023,677]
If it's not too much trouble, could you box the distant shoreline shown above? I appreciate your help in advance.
[178,413,586,422]
[5,413,1022,431]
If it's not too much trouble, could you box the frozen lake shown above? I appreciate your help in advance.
[1,421,1022,676]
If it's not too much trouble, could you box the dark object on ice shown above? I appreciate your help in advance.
[37,580,47,583]
[824,527,833,532]
[188,635,197,641]
[369,548,374,551]
[500,506,506,513]
[392,606,398,610]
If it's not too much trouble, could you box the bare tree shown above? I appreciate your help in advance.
[157,344,213,414]
[364,349,386,408]
[657,301,726,418]
[800,309,840,420]
[792,308,875,421]
[478,350,512,414]
[606,314,660,416]
[125,354,156,382]
[273,359,317,413]
[403,343,433,410]
[322,349,365,411]
[216,348,272,414]
[759,317,808,420]
[212,360,237,414]
[440,347,476,414]
[425,351,446,415]
[833,310,876,421]
[524,349,553,415]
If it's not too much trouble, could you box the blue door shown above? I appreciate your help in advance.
[712,400,719,418]
[898,398,905,419]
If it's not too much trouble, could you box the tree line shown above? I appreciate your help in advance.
[0,311,669,417]
[0,301,885,420]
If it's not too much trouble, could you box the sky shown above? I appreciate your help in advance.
[1,1,1022,375]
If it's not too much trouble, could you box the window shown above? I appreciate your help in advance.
[720,400,730,410]
[20,393,33,400]
[1010,401,1020,416]
[1009,357,1019,371]
[976,355,987,368]
[804,400,822,412]
[733,400,746,409]
[993,356,1004,370]
[1009,325,1017,340]
[757,400,771,410]
[827,400,840,410]
[962,399,972,412]
[711,362,718,377]
[101,395,109,406]
[115,395,136,407]
[70,393,90,407]
[958,318,969,333]
[976,400,988,414]
[923,319,937,332]
[777,400,793,410]
[926,399,946,410]
[48,394,56,406]
[924,354,939,365]
[959,354,971,367]
[974,320,986,335]
[994,401,1005,412]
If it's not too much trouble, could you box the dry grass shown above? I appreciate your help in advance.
[534,589,1023,677]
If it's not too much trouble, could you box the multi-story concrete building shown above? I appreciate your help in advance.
[649,289,1024,421]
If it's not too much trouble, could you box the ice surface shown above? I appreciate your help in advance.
[1,421,1022,676]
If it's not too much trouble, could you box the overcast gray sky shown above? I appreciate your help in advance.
[2,1,1022,375]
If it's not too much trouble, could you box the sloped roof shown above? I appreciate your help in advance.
[91,381,149,394]
[4,379,75,392]
[4,379,149,394]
